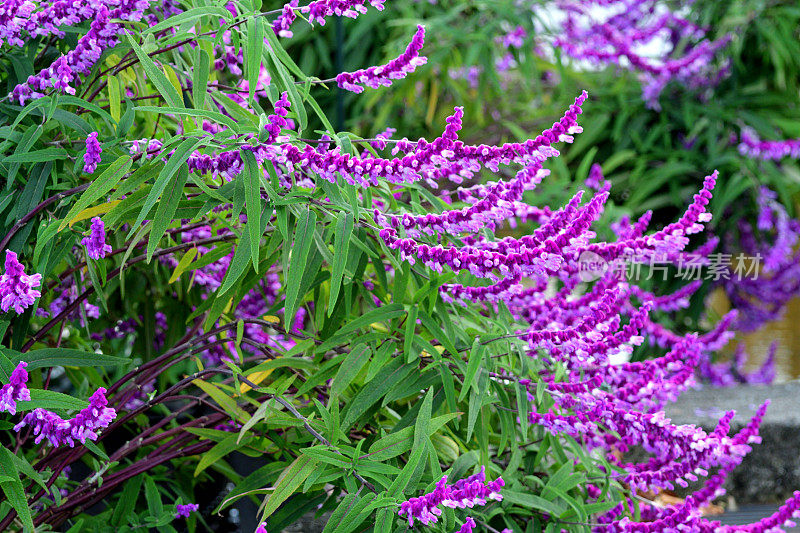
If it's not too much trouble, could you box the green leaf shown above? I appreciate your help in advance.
[3,147,68,163]
[135,106,239,133]
[195,434,251,476]
[261,455,319,518]
[386,442,426,495]
[168,248,198,284]
[0,347,129,372]
[130,137,204,235]
[147,165,189,262]
[0,448,34,532]
[414,389,433,450]
[327,212,353,316]
[60,155,133,230]
[16,389,89,413]
[503,490,567,518]
[242,149,263,272]
[146,6,232,35]
[111,476,143,526]
[329,303,404,339]
[193,379,250,423]
[459,338,484,401]
[264,45,307,132]
[284,208,317,328]
[341,358,415,430]
[330,344,371,397]
[126,34,184,109]
[245,17,264,102]
[193,48,210,110]
[144,476,163,516]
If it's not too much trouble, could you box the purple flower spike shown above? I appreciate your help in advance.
[0,250,42,313]
[83,132,102,173]
[398,467,504,527]
[336,25,427,93]
[271,0,385,38]
[175,503,199,519]
[14,386,116,447]
[0,361,31,415]
[82,217,112,260]
[455,517,476,533]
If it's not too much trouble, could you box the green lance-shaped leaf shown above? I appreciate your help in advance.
[129,136,204,237]
[193,48,210,110]
[241,149,263,272]
[261,455,319,518]
[330,344,371,397]
[0,448,34,532]
[126,34,184,109]
[246,17,264,102]
[284,208,317,329]
[327,212,353,315]
[146,165,189,262]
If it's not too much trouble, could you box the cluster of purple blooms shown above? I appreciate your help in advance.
[699,341,776,387]
[83,132,102,174]
[0,361,30,415]
[723,186,800,333]
[4,361,116,447]
[398,467,504,528]
[738,127,800,161]
[0,250,41,314]
[8,0,151,104]
[553,0,731,108]
[174,503,199,519]
[271,0,385,38]
[336,25,427,93]
[82,216,112,260]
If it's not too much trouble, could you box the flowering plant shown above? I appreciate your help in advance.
[0,1,798,533]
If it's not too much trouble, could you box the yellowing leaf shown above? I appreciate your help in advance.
[369,322,389,333]
[107,74,121,122]
[239,369,275,394]
[168,248,198,284]
[69,201,120,227]
[163,65,183,101]
[262,315,280,324]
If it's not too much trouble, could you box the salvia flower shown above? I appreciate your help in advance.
[175,503,199,519]
[455,517,476,533]
[738,127,800,161]
[83,132,102,173]
[82,217,112,260]
[14,387,116,447]
[398,467,504,527]
[0,361,30,415]
[0,250,42,313]
[336,25,427,93]
[255,522,268,533]
[271,0,385,38]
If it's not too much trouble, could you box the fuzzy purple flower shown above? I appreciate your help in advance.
[14,387,116,447]
[0,250,42,313]
[81,217,112,260]
[255,522,268,533]
[455,517,476,533]
[738,127,800,161]
[398,467,504,527]
[0,361,30,415]
[336,25,427,93]
[175,503,199,519]
[83,132,102,173]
